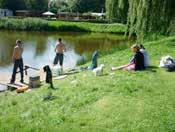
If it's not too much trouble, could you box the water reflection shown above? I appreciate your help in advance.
[0,31,132,72]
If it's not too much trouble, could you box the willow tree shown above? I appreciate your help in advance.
[127,0,175,40]
[106,0,129,23]
[68,0,105,13]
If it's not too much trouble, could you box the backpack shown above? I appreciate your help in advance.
[166,64,175,72]
[159,55,175,68]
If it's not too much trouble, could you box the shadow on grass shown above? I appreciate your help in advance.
[43,95,57,102]
[146,66,159,72]
[100,73,109,76]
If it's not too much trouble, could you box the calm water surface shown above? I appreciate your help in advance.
[0,31,132,73]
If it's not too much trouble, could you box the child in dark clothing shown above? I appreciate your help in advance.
[43,65,54,88]
[112,44,145,71]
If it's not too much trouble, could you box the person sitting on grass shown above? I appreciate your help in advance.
[88,51,98,70]
[112,44,145,71]
[130,44,150,68]
[139,44,150,68]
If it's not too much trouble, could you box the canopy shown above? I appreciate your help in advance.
[42,11,55,16]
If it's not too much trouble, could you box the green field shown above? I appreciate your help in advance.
[0,36,175,131]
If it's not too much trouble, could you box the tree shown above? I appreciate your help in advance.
[51,0,69,13]
[68,0,105,13]
[126,0,175,40]
[25,0,48,11]
[106,0,129,23]
[0,0,26,11]
[0,0,4,7]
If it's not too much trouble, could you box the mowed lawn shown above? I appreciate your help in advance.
[1,36,175,132]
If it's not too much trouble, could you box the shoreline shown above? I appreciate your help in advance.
[0,17,126,34]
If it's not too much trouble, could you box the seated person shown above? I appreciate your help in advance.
[112,44,145,71]
[88,51,98,70]
[139,44,150,68]
[129,44,150,68]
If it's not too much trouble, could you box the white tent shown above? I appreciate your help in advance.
[91,13,105,17]
[42,11,55,16]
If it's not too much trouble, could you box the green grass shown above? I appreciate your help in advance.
[49,21,126,33]
[0,17,126,34]
[1,36,175,132]
[0,18,50,31]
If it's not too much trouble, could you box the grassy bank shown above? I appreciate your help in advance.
[0,17,126,33]
[0,18,50,31]
[1,36,175,131]
[49,21,126,33]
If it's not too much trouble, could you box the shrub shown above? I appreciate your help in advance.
[0,17,50,31]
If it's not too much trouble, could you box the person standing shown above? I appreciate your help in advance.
[53,38,66,70]
[10,40,24,84]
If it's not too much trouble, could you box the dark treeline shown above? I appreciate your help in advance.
[0,0,105,13]
[0,0,48,12]
[68,0,105,13]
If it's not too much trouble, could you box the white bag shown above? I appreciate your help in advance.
[159,55,175,68]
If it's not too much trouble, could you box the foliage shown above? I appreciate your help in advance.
[0,0,26,11]
[68,0,105,13]
[0,0,48,12]
[51,0,69,12]
[105,0,175,40]
[1,36,175,131]
[25,0,48,11]
[0,18,50,31]
[126,0,175,41]
[106,0,129,23]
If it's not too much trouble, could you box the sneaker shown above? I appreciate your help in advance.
[111,67,115,71]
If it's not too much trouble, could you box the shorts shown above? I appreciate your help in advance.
[53,53,64,66]
[123,63,135,71]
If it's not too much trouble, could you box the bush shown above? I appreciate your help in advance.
[0,17,126,34]
[50,21,126,34]
[0,17,50,31]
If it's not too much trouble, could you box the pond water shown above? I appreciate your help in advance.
[0,30,133,90]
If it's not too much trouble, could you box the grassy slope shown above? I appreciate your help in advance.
[1,36,175,132]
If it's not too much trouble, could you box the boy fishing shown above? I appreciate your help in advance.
[53,38,66,70]
[10,40,24,84]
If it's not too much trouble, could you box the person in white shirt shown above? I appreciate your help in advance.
[139,44,150,68]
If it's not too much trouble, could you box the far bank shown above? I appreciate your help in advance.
[0,17,126,34]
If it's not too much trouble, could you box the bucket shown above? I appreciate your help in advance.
[29,75,40,88]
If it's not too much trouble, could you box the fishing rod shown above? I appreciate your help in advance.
[16,65,40,75]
